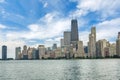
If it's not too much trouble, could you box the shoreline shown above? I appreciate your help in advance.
[0,58,120,61]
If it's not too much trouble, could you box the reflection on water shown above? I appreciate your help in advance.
[0,59,120,80]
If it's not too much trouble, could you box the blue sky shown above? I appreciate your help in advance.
[0,0,120,58]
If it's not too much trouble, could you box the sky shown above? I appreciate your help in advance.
[0,0,120,58]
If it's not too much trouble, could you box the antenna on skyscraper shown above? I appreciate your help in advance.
[71,13,76,20]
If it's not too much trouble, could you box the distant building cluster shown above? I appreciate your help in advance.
[1,19,120,60]
[15,44,60,60]
[60,19,120,59]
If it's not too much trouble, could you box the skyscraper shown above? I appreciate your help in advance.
[15,47,21,60]
[52,43,57,50]
[27,47,33,60]
[118,32,120,38]
[22,45,28,59]
[60,39,64,48]
[96,39,110,58]
[2,45,7,60]
[38,45,46,59]
[71,19,79,42]
[70,19,79,51]
[32,48,38,59]
[64,31,71,46]
[63,31,71,58]
[88,27,96,58]
[116,32,120,57]
[77,41,85,58]
[109,43,116,57]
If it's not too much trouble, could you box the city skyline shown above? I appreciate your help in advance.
[0,24,120,59]
[0,0,120,58]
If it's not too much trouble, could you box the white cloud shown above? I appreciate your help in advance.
[39,12,60,23]
[25,21,70,39]
[96,18,120,41]
[21,12,70,40]
[29,24,41,32]
[70,0,120,20]
[77,0,102,11]
[39,0,48,8]
[0,24,7,29]
[3,12,70,41]
[39,0,66,12]
[43,2,48,8]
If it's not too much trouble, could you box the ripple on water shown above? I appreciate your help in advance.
[0,59,120,80]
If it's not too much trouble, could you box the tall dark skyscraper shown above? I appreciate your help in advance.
[71,19,79,42]
[70,19,79,51]
[2,45,7,60]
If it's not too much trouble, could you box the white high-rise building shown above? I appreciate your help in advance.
[27,47,33,60]
[88,27,96,58]
[22,45,28,59]
[96,39,110,57]
[63,31,71,58]
[38,45,46,59]
[77,41,85,57]
[64,31,71,46]
[109,43,116,57]
[15,47,21,60]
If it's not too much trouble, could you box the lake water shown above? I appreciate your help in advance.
[0,59,120,80]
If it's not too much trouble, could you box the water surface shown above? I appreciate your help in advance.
[0,59,120,80]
